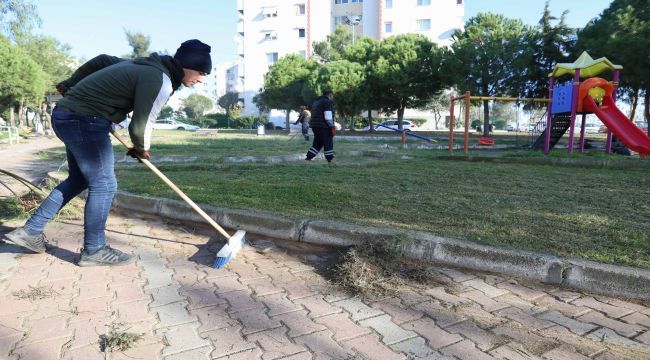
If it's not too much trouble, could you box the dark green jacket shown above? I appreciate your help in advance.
[57,53,183,150]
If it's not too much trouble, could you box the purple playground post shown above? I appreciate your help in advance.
[544,77,555,154]
[567,70,581,153]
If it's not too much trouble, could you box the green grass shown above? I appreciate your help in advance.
[106,131,650,269]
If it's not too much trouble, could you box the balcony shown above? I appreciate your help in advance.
[237,0,244,14]
[237,43,244,58]
[237,21,244,35]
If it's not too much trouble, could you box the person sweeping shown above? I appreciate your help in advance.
[4,39,212,266]
[304,90,336,163]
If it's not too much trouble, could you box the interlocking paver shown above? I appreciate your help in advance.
[313,312,371,341]
[61,344,106,359]
[13,336,71,360]
[66,317,111,350]
[537,325,606,358]
[537,311,598,335]
[496,281,546,302]
[294,295,341,319]
[112,283,150,304]
[492,322,558,355]
[412,301,465,328]
[437,268,476,282]
[495,307,556,331]
[243,277,283,297]
[260,293,302,316]
[70,295,112,322]
[542,345,591,360]
[463,278,509,298]
[293,330,355,359]
[586,328,649,350]
[498,294,546,313]
[222,289,265,313]
[21,314,72,345]
[446,321,505,351]
[343,333,405,360]
[272,310,325,337]
[460,290,510,312]
[112,298,156,323]
[400,317,462,349]
[157,324,212,357]
[488,342,539,360]
[534,295,591,318]
[147,284,186,308]
[454,304,507,328]
[192,303,235,333]
[203,325,256,358]
[440,339,495,360]
[572,297,634,319]
[231,309,282,335]
[635,330,650,345]
[210,275,250,294]
[426,286,471,307]
[578,311,645,337]
[164,345,212,360]
[370,299,423,324]
[281,281,316,300]
[621,312,650,328]
[246,327,308,359]
[0,334,23,358]
[359,314,418,345]
[333,296,384,321]
[595,297,647,313]
[155,301,198,328]
[391,337,448,359]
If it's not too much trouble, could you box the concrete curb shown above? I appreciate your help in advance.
[46,172,650,300]
[437,155,650,170]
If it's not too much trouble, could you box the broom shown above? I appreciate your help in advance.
[110,130,246,268]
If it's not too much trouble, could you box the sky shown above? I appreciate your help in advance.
[33,0,614,64]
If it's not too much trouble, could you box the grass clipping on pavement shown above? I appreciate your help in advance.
[333,236,437,298]
[99,323,144,353]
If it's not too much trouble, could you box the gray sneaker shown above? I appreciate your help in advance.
[4,227,46,253]
[77,245,134,267]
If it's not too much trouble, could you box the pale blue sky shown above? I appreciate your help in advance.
[34,0,613,63]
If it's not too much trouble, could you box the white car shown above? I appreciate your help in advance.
[363,120,418,131]
[153,119,199,131]
[583,124,600,134]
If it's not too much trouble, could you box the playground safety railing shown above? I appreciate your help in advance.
[0,126,20,144]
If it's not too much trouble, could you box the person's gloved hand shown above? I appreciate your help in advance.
[330,127,336,137]
[126,148,151,162]
[55,83,69,96]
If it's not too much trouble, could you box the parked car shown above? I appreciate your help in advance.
[362,120,418,132]
[506,124,515,132]
[598,125,608,133]
[153,119,199,131]
[583,123,600,134]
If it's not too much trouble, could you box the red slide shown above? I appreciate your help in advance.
[586,95,650,156]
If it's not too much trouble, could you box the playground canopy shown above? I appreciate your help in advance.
[549,51,623,79]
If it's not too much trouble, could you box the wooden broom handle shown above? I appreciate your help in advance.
[111,130,232,239]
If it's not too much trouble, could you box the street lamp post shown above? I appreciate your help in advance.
[346,16,361,45]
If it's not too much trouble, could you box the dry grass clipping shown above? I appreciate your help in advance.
[12,285,59,301]
[99,323,144,352]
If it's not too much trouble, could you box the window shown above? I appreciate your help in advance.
[385,21,392,33]
[385,0,392,8]
[417,0,431,5]
[334,0,349,3]
[266,52,278,64]
[457,0,463,4]
[417,19,431,31]
[351,0,363,2]
[298,28,306,38]
[297,4,305,15]
[263,7,278,17]
[263,31,278,40]
[299,50,307,58]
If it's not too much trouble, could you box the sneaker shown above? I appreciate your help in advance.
[4,227,46,253]
[77,245,134,267]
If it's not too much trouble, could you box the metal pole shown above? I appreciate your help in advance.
[449,96,455,155]
[544,77,555,154]
[567,70,581,153]
[464,91,470,154]
[605,70,620,154]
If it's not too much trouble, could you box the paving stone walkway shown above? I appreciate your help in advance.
[1,214,649,360]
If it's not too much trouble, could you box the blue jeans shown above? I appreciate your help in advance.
[25,107,116,253]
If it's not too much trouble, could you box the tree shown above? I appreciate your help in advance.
[257,54,317,129]
[424,89,456,130]
[19,34,74,90]
[182,93,212,119]
[312,25,352,62]
[343,36,381,130]
[577,0,650,135]
[522,2,576,100]
[0,0,40,42]
[304,60,366,130]
[0,35,47,121]
[444,13,534,136]
[124,29,150,58]
[369,34,446,129]
[159,105,174,119]
[218,91,240,117]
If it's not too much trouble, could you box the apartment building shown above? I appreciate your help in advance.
[237,0,464,119]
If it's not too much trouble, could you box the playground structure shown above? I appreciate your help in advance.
[374,122,433,145]
[448,93,548,154]
[0,126,21,145]
[448,52,650,156]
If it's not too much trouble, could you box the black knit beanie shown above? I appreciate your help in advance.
[173,39,212,74]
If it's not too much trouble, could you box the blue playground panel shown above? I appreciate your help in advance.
[551,82,574,114]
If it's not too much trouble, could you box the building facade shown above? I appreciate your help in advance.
[237,0,464,120]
